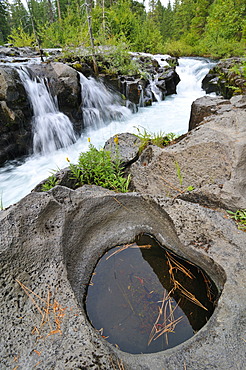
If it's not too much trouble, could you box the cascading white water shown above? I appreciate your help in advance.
[0,57,215,208]
[138,86,144,108]
[18,68,77,154]
[80,73,131,129]
[149,75,162,102]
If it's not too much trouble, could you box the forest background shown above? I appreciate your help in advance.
[0,0,245,59]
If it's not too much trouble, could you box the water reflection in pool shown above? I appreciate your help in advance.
[85,234,218,354]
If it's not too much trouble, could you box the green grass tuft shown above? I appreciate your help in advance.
[227,209,246,230]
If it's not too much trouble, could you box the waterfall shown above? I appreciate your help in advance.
[176,58,215,96]
[79,73,131,129]
[138,86,144,108]
[149,75,162,102]
[1,57,215,208]
[18,68,77,154]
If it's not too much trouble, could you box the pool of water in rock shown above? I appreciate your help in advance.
[85,234,218,354]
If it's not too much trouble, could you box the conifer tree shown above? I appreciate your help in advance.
[0,0,10,43]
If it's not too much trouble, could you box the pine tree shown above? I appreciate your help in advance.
[205,0,246,42]
[0,0,10,43]
[161,0,174,40]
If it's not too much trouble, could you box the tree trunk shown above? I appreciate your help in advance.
[85,1,98,76]
[47,0,55,23]
[57,0,61,20]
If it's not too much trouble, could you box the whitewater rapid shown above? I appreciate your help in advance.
[0,57,215,208]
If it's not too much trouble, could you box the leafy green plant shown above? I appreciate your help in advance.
[69,143,130,193]
[227,209,246,230]
[186,185,195,192]
[41,173,58,192]
[8,26,36,47]
[98,42,140,76]
[134,126,179,153]
[230,60,246,79]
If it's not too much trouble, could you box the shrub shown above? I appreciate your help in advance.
[41,173,58,192]
[134,126,179,153]
[8,26,36,47]
[69,143,130,193]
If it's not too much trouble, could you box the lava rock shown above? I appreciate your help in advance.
[104,132,141,166]
[32,167,77,192]
[158,69,180,95]
[202,57,246,98]
[0,66,32,165]
[188,96,231,130]
[129,95,246,211]
[30,62,82,132]
[0,186,245,369]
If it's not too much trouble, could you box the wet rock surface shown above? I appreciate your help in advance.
[0,51,180,165]
[202,57,246,98]
[0,66,32,164]
[102,60,180,107]
[30,62,82,131]
[0,62,82,165]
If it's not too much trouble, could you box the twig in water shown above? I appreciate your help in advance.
[166,253,208,310]
[148,289,183,346]
[106,243,134,260]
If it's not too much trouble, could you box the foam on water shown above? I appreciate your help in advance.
[0,57,215,208]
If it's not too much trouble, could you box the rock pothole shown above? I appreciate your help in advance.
[0,187,245,369]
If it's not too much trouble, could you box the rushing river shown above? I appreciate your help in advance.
[0,57,215,208]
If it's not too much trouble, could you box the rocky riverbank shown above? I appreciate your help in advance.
[35,94,246,212]
[1,52,246,369]
[1,91,246,369]
[202,57,246,98]
[0,49,180,166]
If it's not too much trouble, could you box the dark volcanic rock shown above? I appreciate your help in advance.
[104,132,141,166]
[29,62,82,132]
[202,57,246,98]
[0,66,32,164]
[0,186,245,369]
[101,54,180,106]
[188,95,231,130]
[157,68,180,95]
[32,167,77,192]
[0,62,84,166]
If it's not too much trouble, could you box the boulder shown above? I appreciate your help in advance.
[202,57,246,98]
[0,186,245,369]
[157,68,180,95]
[104,132,141,166]
[129,95,246,211]
[0,66,32,165]
[188,95,231,130]
[32,167,77,192]
[29,62,82,133]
